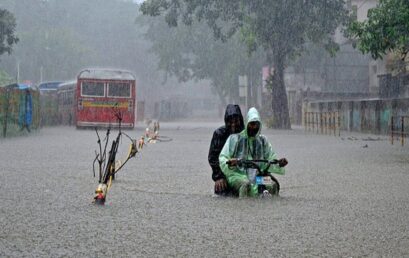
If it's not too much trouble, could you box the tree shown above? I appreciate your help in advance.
[141,0,347,129]
[347,0,409,62]
[139,15,264,106]
[0,8,18,58]
[0,0,167,102]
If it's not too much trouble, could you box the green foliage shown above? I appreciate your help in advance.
[141,0,347,63]
[0,0,168,100]
[347,0,409,60]
[0,8,19,57]
[138,14,264,104]
[141,0,348,128]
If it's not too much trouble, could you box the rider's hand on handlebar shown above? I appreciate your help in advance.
[278,158,288,167]
[226,158,238,167]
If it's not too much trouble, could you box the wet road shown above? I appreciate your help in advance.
[1,122,409,257]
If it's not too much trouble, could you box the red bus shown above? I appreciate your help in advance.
[76,69,136,129]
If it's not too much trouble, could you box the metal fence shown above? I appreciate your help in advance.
[305,98,409,135]
[390,116,409,146]
[39,92,60,126]
[304,111,341,136]
[0,88,41,137]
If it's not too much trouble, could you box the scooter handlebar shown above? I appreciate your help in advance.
[226,159,279,166]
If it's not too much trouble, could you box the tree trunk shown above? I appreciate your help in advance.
[229,75,240,104]
[211,82,228,118]
[271,54,291,129]
[246,75,252,109]
[212,82,227,107]
[247,68,259,110]
[251,66,261,109]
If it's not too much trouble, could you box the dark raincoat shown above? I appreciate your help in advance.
[208,104,244,185]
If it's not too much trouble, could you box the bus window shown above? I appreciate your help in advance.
[81,82,105,97]
[107,83,130,98]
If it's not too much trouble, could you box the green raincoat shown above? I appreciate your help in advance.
[219,107,285,197]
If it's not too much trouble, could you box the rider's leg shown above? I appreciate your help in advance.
[265,182,278,195]
[228,174,249,197]
[247,184,258,197]
[228,174,258,197]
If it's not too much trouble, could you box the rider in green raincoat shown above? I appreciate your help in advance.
[219,107,288,197]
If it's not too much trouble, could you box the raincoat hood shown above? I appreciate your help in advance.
[245,107,262,137]
[224,104,244,133]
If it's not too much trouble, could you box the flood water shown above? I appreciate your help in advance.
[1,122,409,257]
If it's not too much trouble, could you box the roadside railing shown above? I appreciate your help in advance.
[0,88,40,138]
[390,116,409,146]
[304,111,341,136]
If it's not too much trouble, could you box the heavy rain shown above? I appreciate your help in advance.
[1,0,409,257]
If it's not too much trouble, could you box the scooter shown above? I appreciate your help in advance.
[226,159,281,196]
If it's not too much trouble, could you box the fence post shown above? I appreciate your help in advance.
[307,111,311,132]
[391,116,394,145]
[401,116,404,146]
[307,112,309,131]
[320,112,323,134]
[304,112,307,132]
[327,112,330,135]
[3,89,10,138]
[312,112,315,133]
[329,112,334,135]
[338,111,341,137]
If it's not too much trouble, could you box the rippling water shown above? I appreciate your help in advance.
[1,123,408,257]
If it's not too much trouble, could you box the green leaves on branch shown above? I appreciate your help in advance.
[347,0,409,60]
[141,0,347,65]
[140,0,348,129]
[0,8,19,57]
[139,13,260,104]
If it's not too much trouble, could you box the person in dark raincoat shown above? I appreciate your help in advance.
[208,104,244,195]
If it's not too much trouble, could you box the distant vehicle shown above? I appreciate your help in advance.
[37,81,63,93]
[76,68,136,129]
[1,83,33,90]
[57,80,76,126]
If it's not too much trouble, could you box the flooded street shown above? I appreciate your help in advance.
[1,0,408,256]
[1,122,409,257]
